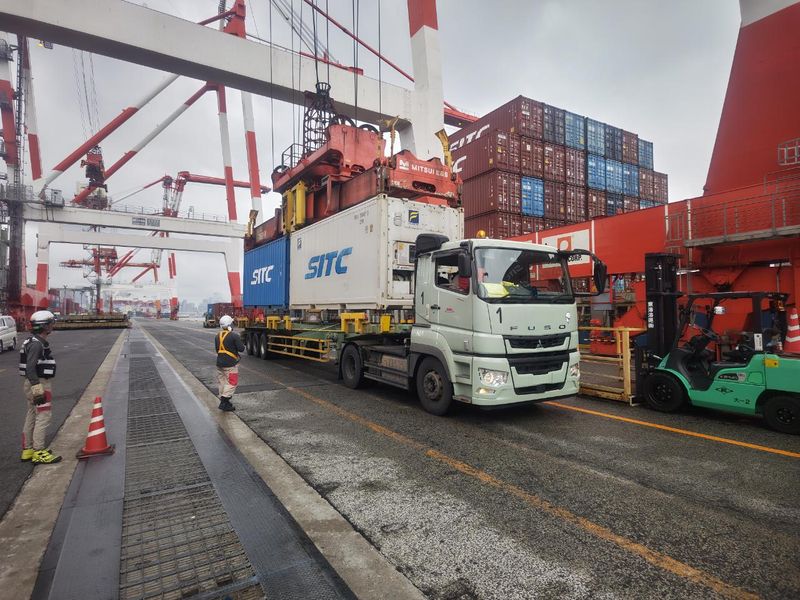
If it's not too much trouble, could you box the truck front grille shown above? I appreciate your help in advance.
[508,352,569,375]
[505,333,569,350]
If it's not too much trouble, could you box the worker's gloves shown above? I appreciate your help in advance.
[30,383,46,405]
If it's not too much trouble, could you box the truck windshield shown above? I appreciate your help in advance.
[474,247,573,303]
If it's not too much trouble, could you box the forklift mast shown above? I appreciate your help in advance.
[644,253,681,358]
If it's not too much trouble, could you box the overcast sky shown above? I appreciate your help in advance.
[16,0,740,305]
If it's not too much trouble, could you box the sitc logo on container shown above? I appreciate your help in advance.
[305,247,353,279]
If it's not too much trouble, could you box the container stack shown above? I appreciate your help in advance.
[450,96,668,238]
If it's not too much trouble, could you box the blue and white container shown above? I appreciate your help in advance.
[638,139,654,169]
[587,154,606,190]
[586,119,605,156]
[565,112,586,150]
[521,176,545,217]
[623,163,639,196]
[243,236,290,308]
[605,159,624,193]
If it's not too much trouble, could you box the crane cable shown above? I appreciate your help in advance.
[352,0,359,125]
[311,0,319,84]
[325,0,330,84]
[269,0,276,168]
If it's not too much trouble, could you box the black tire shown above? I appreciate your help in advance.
[763,395,800,435]
[341,344,366,389]
[259,333,271,360]
[0,340,3,353]
[10,337,16,350]
[643,371,688,412]
[246,333,255,356]
[416,357,453,416]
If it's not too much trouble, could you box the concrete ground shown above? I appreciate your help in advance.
[142,319,800,600]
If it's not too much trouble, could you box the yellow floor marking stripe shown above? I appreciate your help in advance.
[286,386,757,599]
[545,402,800,459]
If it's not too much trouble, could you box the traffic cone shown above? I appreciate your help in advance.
[785,306,800,353]
[76,397,115,459]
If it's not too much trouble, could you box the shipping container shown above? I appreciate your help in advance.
[544,181,567,220]
[605,159,624,193]
[587,189,606,218]
[639,168,655,200]
[543,105,566,145]
[565,147,586,186]
[638,139,654,169]
[449,96,542,151]
[623,163,639,196]
[586,119,605,156]
[606,192,624,216]
[520,215,545,235]
[587,153,606,190]
[623,196,640,212]
[521,176,545,217]
[639,199,659,209]
[565,111,586,149]
[464,212,544,239]
[604,125,623,161]
[289,195,463,309]
[243,236,290,308]
[543,144,566,181]
[653,171,669,203]
[622,131,639,164]
[461,170,521,216]
[452,130,520,180]
[543,217,568,231]
[565,185,587,223]
[519,137,544,177]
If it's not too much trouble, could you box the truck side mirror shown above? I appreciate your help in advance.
[458,253,472,278]
[593,261,608,294]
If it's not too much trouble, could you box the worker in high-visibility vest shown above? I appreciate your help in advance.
[214,315,246,411]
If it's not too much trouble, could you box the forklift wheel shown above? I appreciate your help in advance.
[643,372,687,413]
[763,396,800,435]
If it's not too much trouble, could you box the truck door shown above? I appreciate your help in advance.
[432,251,474,353]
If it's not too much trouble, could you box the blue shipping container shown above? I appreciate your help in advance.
[623,163,639,196]
[587,154,606,190]
[606,192,624,216]
[586,119,605,156]
[521,176,545,217]
[638,139,654,169]
[565,111,586,149]
[243,236,290,308]
[605,159,624,193]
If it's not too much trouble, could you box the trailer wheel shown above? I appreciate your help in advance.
[643,372,687,413]
[259,333,272,360]
[763,395,800,435]
[246,333,255,356]
[416,357,453,416]
[341,345,366,389]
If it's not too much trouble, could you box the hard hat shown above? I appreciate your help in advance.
[219,315,234,329]
[30,310,56,332]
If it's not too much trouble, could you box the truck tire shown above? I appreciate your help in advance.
[416,357,453,416]
[246,333,255,356]
[763,395,800,435]
[341,344,366,389]
[259,333,271,359]
[643,372,687,413]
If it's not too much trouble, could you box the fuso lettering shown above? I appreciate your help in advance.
[305,247,352,279]
[251,265,274,285]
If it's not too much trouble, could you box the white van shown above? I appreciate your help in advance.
[0,315,18,352]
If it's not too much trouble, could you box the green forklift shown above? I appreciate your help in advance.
[637,254,800,434]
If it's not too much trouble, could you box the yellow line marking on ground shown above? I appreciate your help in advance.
[545,402,800,459]
[286,386,758,599]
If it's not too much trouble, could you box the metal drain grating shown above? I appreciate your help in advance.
[121,355,264,600]
[129,341,151,355]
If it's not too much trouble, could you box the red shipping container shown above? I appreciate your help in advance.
[452,130,520,180]
[565,185,587,223]
[465,211,531,239]
[544,181,566,220]
[623,196,640,212]
[543,218,567,231]
[587,189,606,218]
[653,172,669,203]
[461,170,521,217]
[519,137,544,177]
[638,168,655,200]
[565,148,586,186]
[543,144,566,181]
[449,96,544,152]
[520,216,545,235]
[622,131,639,164]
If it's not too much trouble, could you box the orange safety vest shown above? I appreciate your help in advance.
[217,330,239,361]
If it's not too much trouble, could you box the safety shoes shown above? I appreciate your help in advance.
[218,397,236,412]
[20,448,34,461]
[31,449,62,464]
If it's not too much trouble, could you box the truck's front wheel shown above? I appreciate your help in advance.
[416,357,453,416]
[341,345,366,389]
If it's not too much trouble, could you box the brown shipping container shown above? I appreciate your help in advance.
[565,148,586,186]
[544,181,566,220]
[623,196,640,212]
[639,168,655,200]
[622,131,639,164]
[587,189,606,218]
[653,172,669,203]
[543,218,567,231]
[461,170,521,217]
[543,144,566,181]
[519,137,544,177]
[565,185,587,223]
[452,130,520,180]
[449,96,543,152]
[465,212,544,239]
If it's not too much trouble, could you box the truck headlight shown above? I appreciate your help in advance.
[478,368,508,387]
[569,364,580,378]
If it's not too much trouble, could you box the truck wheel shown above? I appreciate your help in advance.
[246,333,255,356]
[643,372,687,412]
[416,357,453,416]
[763,396,800,434]
[259,333,272,360]
[341,345,366,388]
